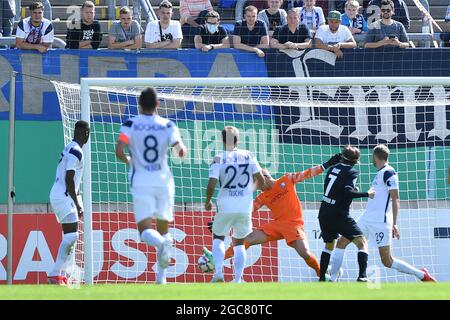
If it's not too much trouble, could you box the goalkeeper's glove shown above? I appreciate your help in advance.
[207,220,213,233]
[322,153,342,169]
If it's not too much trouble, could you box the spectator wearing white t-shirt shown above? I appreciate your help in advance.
[145,1,182,49]
[15,2,54,53]
[314,10,356,59]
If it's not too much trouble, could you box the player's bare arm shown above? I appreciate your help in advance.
[172,141,187,158]
[115,139,130,164]
[65,170,83,217]
[390,188,400,239]
[253,171,266,190]
[205,178,217,211]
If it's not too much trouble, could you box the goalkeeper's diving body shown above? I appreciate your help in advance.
[115,87,187,284]
[204,153,343,278]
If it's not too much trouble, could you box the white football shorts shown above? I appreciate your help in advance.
[357,217,392,248]
[50,196,80,224]
[212,212,252,239]
[131,184,174,223]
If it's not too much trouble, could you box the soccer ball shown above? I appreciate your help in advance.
[197,255,215,273]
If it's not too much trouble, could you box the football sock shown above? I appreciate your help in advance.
[357,250,368,279]
[330,248,345,280]
[391,258,425,279]
[212,239,225,277]
[141,229,164,249]
[50,232,78,277]
[319,249,332,281]
[233,245,246,281]
[156,264,167,284]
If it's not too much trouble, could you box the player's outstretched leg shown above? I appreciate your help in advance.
[353,236,369,282]
[379,246,437,282]
[211,237,225,282]
[291,239,320,277]
[224,241,251,261]
[49,220,78,285]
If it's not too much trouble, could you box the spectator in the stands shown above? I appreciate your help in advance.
[257,0,287,36]
[108,6,142,50]
[194,10,229,52]
[236,0,268,22]
[65,1,102,49]
[270,8,311,50]
[1,0,15,37]
[365,0,409,30]
[234,5,269,57]
[180,0,213,47]
[107,0,148,24]
[180,0,213,27]
[341,0,367,35]
[145,0,182,49]
[297,0,325,33]
[314,10,356,58]
[283,0,328,16]
[17,0,53,21]
[364,0,409,49]
[15,2,54,52]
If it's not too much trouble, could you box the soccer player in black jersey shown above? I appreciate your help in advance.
[318,145,375,282]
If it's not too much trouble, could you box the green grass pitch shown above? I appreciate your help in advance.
[1,282,449,300]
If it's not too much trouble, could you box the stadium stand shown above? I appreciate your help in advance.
[11,0,450,48]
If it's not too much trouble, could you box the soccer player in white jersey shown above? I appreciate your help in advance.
[205,126,265,283]
[329,144,436,282]
[115,87,187,285]
[48,120,90,285]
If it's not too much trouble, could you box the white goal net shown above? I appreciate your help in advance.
[52,77,450,284]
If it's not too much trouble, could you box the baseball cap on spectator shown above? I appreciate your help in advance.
[445,5,450,22]
[328,10,342,21]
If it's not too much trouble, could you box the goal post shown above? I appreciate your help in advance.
[52,76,450,284]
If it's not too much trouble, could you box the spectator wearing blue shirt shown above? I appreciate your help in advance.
[234,6,269,57]
[341,0,367,35]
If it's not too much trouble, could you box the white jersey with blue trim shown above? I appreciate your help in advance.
[209,149,262,214]
[119,114,182,188]
[362,164,399,223]
[49,141,84,199]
